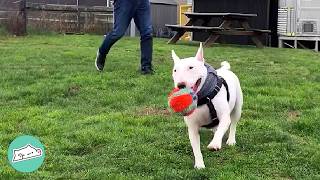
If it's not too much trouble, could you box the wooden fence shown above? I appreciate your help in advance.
[0,0,114,35]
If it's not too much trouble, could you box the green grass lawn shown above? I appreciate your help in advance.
[0,34,320,179]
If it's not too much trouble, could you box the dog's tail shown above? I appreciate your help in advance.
[220,61,231,70]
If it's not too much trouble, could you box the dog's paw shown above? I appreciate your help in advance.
[207,141,221,151]
[194,163,205,169]
[226,138,236,146]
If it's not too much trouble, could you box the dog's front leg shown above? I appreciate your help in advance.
[188,126,205,169]
[207,114,231,151]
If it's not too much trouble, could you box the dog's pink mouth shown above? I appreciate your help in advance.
[192,78,202,93]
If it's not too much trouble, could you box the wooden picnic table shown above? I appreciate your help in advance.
[166,12,270,48]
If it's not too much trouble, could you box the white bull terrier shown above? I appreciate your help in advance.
[171,43,243,169]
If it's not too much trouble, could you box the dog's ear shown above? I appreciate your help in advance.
[171,50,180,64]
[195,43,204,62]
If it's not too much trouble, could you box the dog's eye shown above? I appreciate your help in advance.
[189,66,194,70]
[174,69,177,72]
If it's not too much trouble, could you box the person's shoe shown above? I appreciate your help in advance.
[95,49,106,71]
[140,67,154,75]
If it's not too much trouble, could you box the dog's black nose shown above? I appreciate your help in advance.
[177,83,186,89]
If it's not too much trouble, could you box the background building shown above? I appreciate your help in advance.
[278,0,320,51]
[0,0,184,37]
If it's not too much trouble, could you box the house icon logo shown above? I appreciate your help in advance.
[12,144,43,163]
[7,135,45,173]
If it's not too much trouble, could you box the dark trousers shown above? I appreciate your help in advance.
[99,0,153,69]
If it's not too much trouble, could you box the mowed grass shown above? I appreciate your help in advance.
[0,34,320,179]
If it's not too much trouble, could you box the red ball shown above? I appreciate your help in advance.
[168,88,197,116]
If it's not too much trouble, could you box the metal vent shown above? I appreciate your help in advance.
[302,21,317,34]
[277,8,288,35]
[277,7,296,36]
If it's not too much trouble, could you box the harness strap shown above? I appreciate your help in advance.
[222,78,230,101]
[201,97,220,128]
[197,77,230,128]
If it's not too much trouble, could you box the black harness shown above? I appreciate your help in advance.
[197,77,230,128]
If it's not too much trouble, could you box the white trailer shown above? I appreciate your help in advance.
[278,0,320,51]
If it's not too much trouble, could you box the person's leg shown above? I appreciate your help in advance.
[95,0,136,71]
[133,0,153,73]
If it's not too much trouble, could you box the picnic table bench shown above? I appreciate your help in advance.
[166,12,271,48]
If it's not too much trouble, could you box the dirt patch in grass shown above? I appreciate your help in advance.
[136,106,171,117]
[287,110,301,121]
[64,85,80,97]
